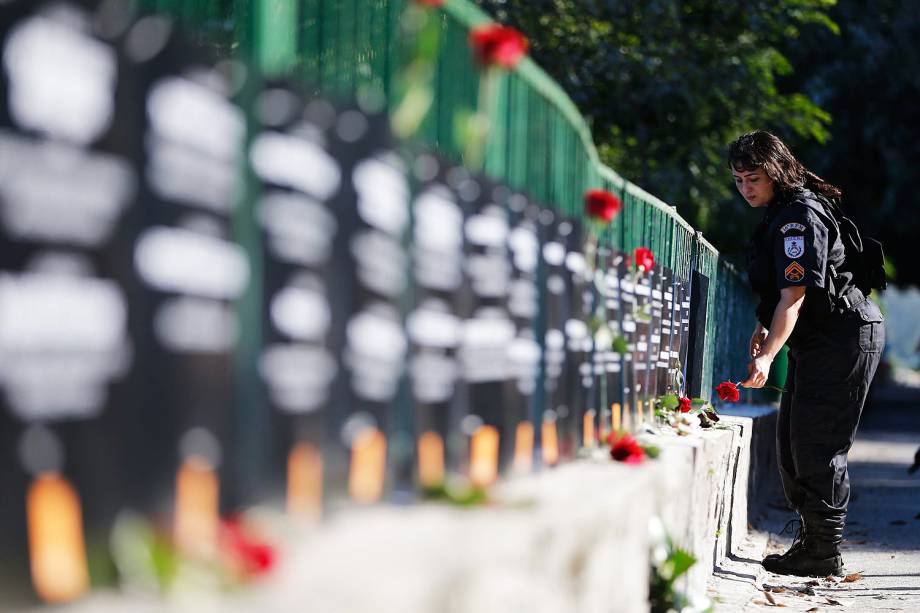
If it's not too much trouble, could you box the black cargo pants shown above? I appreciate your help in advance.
[777,297,885,546]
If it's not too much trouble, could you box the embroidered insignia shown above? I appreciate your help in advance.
[781,222,806,234]
[784,236,805,258]
[784,261,805,282]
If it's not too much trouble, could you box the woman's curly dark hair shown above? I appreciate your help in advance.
[728,130,841,201]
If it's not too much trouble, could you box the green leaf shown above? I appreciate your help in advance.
[611,335,629,354]
[642,444,661,459]
[658,394,680,411]
[666,548,697,581]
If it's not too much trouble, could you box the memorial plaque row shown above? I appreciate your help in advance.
[0,0,699,604]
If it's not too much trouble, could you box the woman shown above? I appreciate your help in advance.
[730,130,884,577]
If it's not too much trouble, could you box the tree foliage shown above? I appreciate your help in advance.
[474,0,837,259]
[779,0,920,286]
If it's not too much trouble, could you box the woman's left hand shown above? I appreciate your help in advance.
[741,354,773,389]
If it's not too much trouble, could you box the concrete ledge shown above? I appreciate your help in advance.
[39,405,780,613]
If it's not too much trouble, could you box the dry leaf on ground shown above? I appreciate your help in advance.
[842,572,862,583]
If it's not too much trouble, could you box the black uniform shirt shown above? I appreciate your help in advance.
[746,188,845,341]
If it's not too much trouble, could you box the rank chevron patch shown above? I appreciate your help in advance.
[784,261,805,282]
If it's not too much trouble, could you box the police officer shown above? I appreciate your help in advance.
[729,130,884,577]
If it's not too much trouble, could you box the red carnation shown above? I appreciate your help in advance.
[220,517,277,577]
[415,0,444,6]
[606,431,645,464]
[716,381,741,403]
[469,24,529,69]
[584,189,622,223]
[634,246,655,272]
[678,396,692,413]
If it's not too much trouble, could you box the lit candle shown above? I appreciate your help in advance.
[26,474,89,604]
[174,456,219,558]
[611,402,621,432]
[541,419,559,467]
[513,422,534,473]
[469,425,499,488]
[582,410,596,447]
[349,428,386,504]
[287,442,322,522]
[417,431,445,487]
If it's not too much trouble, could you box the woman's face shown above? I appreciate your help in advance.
[732,166,774,208]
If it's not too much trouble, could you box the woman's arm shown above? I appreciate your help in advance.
[741,286,806,388]
[750,322,767,359]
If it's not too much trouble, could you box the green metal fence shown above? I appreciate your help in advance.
[140,0,757,398]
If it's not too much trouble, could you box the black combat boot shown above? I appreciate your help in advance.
[762,518,805,564]
[762,516,844,577]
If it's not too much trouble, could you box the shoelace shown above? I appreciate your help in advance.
[780,518,805,549]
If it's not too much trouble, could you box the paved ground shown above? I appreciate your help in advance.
[710,399,920,611]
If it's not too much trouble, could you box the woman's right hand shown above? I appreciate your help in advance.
[750,326,768,358]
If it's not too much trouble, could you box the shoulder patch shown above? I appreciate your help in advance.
[784,261,805,282]
[784,235,805,258]
[781,222,806,233]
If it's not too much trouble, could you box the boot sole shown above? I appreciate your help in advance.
[761,558,843,577]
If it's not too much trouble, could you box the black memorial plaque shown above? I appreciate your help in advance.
[647,266,666,401]
[505,193,542,464]
[0,2,140,600]
[655,267,675,395]
[322,107,411,502]
[407,153,471,481]
[123,19,248,514]
[617,256,639,430]
[563,224,592,449]
[249,84,343,502]
[540,214,575,459]
[458,175,516,471]
[603,251,628,431]
[633,269,654,420]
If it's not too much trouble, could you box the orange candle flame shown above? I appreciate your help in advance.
[417,431,445,488]
[513,422,534,473]
[541,419,559,466]
[26,473,89,604]
[348,427,386,504]
[469,425,499,488]
[174,456,219,558]
[287,442,323,522]
[612,402,621,432]
[582,410,596,447]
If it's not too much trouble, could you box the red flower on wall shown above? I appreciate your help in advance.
[584,189,622,223]
[220,517,277,577]
[469,24,529,69]
[716,381,741,403]
[634,246,655,272]
[606,431,645,464]
[678,396,692,413]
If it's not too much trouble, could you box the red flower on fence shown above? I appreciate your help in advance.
[584,189,622,223]
[634,246,655,272]
[679,396,692,413]
[469,25,529,69]
[715,381,740,403]
[606,431,645,465]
